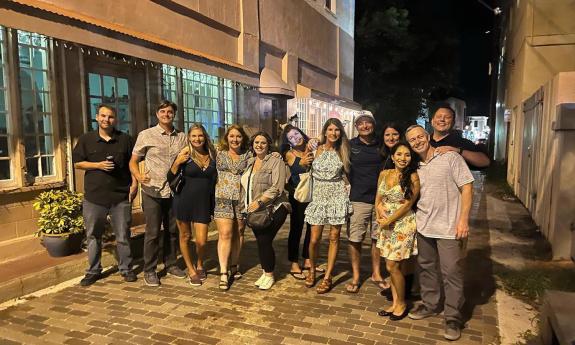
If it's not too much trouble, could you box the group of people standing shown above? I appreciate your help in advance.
[72,99,489,341]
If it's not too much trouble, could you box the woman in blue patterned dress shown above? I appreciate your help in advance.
[304,118,352,294]
[375,142,419,321]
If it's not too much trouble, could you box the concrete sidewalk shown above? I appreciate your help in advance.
[0,173,500,345]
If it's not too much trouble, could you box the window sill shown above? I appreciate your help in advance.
[0,181,67,194]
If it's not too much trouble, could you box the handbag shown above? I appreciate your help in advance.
[245,165,274,230]
[168,165,185,195]
[294,169,312,203]
[246,205,274,230]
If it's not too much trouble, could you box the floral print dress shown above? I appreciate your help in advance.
[376,173,418,261]
[214,150,252,219]
[304,150,352,225]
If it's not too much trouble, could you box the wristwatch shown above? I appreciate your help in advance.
[257,200,264,207]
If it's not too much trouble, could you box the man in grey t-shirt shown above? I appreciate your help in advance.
[405,125,474,341]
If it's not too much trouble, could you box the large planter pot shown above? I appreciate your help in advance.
[41,232,84,257]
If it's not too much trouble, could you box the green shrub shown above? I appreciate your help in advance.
[33,189,84,237]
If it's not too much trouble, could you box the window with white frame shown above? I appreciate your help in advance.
[223,79,235,132]
[161,64,178,102]
[0,28,12,181]
[17,30,55,178]
[161,64,236,140]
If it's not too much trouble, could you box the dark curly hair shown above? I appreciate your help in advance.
[390,141,418,200]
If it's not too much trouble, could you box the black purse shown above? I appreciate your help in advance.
[167,161,185,195]
[245,165,274,230]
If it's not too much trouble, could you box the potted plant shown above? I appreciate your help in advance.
[33,189,85,257]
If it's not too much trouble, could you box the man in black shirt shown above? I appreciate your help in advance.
[429,103,490,169]
[73,105,138,286]
[346,111,389,293]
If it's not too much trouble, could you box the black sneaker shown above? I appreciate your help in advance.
[167,266,187,279]
[144,271,160,287]
[408,304,439,320]
[121,271,137,283]
[80,273,101,287]
[444,321,462,341]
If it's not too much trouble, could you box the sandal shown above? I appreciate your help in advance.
[316,277,333,294]
[289,271,306,280]
[304,271,316,288]
[303,266,325,273]
[218,273,229,291]
[345,282,360,294]
[230,265,242,280]
[371,278,390,290]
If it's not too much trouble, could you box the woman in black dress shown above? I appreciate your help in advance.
[169,123,217,286]
[280,124,313,280]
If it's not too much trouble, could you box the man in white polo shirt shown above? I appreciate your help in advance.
[405,125,474,341]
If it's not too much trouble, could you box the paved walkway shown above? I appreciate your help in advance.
[0,173,499,345]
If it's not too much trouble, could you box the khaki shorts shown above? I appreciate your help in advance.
[346,201,378,243]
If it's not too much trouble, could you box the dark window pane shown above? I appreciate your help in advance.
[0,159,10,180]
[26,157,39,177]
[117,78,129,99]
[23,110,36,133]
[0,136,8,157]
[18,47,31,68]
[31,48,48,70]
[118,104,130,123]
[103,75,115,101]
[38,113,53,134]
[0,113,7,134]
[34,70,49,92]
[24,136,37,157]
[0,92,5,111]
[39,92,51,113]
[19,70,33,91]
[39,135,53,155]
[88,73,101,97]
[41,156,54,176]
[118,122,130,134]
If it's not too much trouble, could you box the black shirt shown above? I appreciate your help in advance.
[430,132,489,170]
[349,137,383,203]
[72,129,134,206]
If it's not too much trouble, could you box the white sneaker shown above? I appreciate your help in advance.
[259,275,275,290]
[255,273,266,287]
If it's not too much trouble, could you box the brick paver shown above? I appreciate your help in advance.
[0,174,499,344]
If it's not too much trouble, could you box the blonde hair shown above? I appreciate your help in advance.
[320,118,351,174]
[187,123,216,166]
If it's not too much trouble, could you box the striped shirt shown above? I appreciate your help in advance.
[416,151,474,239]
[132,124,187,198]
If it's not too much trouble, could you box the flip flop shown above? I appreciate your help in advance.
[371,279,391,290]
[346,283,360,294]
[289,271,306,280]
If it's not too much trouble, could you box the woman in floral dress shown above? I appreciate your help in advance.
[304,118,352,294]
[375,142,419,321]
[215,125,251,290]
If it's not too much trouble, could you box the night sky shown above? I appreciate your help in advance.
[453,0,496,116]
[354,0,497,118]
